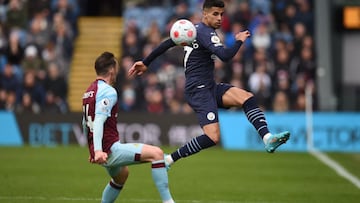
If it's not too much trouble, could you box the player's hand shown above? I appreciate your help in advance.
[128,61,148,77]
[236,30,251,42]
[94,150,108,164]
[88,155,95,163]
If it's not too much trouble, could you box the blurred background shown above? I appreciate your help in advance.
[0,0,359,151]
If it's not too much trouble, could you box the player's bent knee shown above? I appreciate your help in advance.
[151,146,164,160]
[113,166,129,184]
[210,135,220,144]
[141,145,164,161]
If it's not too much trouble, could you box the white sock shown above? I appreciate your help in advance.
[163,199,175,203]
[263,133,272,144]
[165,154,174,165]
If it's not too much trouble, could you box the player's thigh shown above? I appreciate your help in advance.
[104,142,143,177]
[185,88,219,127]
[222,86,253,107]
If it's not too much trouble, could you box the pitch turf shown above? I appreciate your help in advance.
[0,146,359,203]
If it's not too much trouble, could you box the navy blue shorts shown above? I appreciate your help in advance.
[185,83,233,127]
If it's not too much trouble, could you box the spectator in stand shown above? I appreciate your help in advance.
[295,46,316,82]
[228,61,246,89]
[5,0,27,31]
[283,3,298,31]
[3,90,17,111]
[43,91,63,113]
[5,30,24,66]
[248,63,272,109]
[272,90,290,112]
[294,0,314,34]
[21,44,46,81]
[145,87,165,114]
[50,18,73,75]
[273,70,291,100]
[5,30,24,80]
[292,22,308,54]
[20,71,45,108]
[169,1,191,20]
[143,72,164,113]
[51,0,79,37]
[43,62,68,113]
[16,91,41,114]
[252,21,272,52]
[0,63,19,94]
[52,12,74,41]
[26,8,51,49]
[231,1,251,28]
[294,92,306,111]
[119,83,137,112]
[122,27,143,60]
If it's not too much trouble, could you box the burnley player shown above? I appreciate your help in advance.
[82,52,175,203]
[128,0,290,168]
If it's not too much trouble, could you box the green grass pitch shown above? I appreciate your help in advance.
[0,146,359,203]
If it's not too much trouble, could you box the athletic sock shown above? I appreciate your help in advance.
[243,96,270,139]
[151,160,174,203]
[262,133,272,144]
[101,179,123,203]
[171,134,216,162]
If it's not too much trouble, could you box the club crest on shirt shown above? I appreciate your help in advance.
[207,112,216,121]
[101,98,110,106]
[100,98,110,113]
[211,36,222,47]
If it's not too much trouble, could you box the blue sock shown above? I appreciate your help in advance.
[243,96,270,138]
[101,180,123,203]
[151,160,173,202]
[171,134,216,162]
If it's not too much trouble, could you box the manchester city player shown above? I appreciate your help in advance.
[128,0,290,168]
[83,52,175,203]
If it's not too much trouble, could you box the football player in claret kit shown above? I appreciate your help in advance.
[82,52,175,203]
[128,0,290,169]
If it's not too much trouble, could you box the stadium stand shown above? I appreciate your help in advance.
[0,0,317,114]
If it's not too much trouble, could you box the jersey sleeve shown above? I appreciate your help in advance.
[95,82,117,117]
[143,38,176,66]
[199,31,243,62]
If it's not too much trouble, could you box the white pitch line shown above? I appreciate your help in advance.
[0,196,243,203]
[309,148,360,189]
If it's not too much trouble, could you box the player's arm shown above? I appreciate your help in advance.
[92,86,117,164]
[207,30,250,61]
[92,113,108,164]
[128,38,176,76]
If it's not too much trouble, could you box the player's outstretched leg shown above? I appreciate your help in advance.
[264,131,290,153]
[242,96,290,152]
[165,134,216,168]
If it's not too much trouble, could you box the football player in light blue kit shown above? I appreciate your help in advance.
[129,0,290,169]
[82,52,175,203]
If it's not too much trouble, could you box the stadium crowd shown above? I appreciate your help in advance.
[0,0,317,114]
[0,0,79,113]
[119,0,317,113]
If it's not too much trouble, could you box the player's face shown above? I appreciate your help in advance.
[203,7,225,29]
